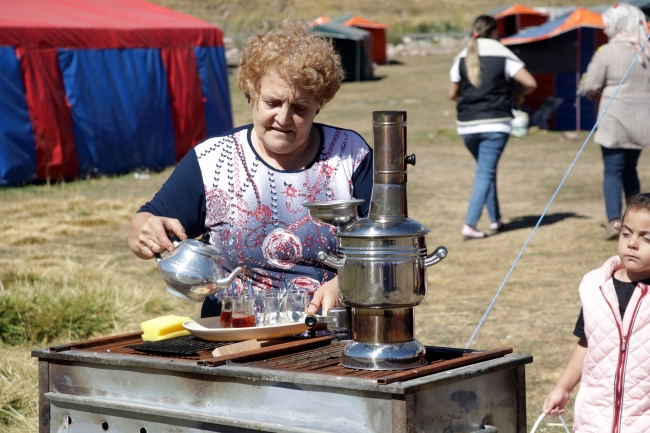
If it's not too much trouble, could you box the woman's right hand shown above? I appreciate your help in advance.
[128,212,188,259]
[542,386,570,417]
[306,277,341,316]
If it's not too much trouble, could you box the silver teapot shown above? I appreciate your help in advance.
[155,233,246,302]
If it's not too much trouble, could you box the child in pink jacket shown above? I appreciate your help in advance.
[543,193,650,432]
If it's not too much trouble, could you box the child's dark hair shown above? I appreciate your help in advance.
[622,193,650,223]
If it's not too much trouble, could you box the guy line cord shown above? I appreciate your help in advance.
[465,33,650,350]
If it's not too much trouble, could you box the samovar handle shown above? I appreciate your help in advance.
[423,246,448,267]
[305,307,351,331]
[316,251,345,269]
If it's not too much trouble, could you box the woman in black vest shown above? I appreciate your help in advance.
[450,15,536,240]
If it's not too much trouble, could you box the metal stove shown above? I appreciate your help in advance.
[32,110,533,432]
[33,332,531,433]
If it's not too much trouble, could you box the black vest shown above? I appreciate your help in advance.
[457,56,514,124]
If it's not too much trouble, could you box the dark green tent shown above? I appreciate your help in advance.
[311,21,374,82]
[627,0,650,16]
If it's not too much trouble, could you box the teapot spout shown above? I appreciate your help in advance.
[214,266,247,287]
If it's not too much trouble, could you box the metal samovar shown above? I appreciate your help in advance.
[304,111,447,370]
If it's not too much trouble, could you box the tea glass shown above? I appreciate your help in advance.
[251,288,266,326]
[220,295,234,328]
[286,288,308,323]
[284,279,316,307]
[263,292,288,326]
[231,294,256,328]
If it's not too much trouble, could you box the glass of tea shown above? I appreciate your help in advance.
[220,295,234,328]
[231,294,256,328]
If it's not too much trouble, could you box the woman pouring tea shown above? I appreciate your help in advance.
[128,17,373,318]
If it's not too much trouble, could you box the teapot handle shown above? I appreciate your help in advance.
[169,233,182,245]
[153,233,182,263]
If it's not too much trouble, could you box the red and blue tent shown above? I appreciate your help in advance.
[502,8,607,130]
[0,0,232,186]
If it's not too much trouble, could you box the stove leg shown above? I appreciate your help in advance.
[516,365,527,433]
[38,360,50,433]
[392,393,415,433]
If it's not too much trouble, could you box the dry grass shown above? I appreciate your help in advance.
[0,178,204,432]
[0,349,38,430]
[2,52,647,432]
[148,0,606,36]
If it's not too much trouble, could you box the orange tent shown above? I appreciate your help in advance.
[490,4,550,38]
[502,8,607,130]
[331,14,390,65]
[503,7,603,44]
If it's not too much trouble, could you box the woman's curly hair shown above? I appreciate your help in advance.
[237,17,344,110]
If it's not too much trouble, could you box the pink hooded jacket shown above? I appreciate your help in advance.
[573,256,650,433]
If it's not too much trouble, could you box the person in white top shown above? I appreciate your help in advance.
[449,15,536,240]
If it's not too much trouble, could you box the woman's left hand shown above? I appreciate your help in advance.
[307,277,341,316]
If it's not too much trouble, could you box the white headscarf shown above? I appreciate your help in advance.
[602,3,649,46]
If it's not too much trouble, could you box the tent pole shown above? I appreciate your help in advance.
[516,14,520,34]
[356,40,361,82]
[576,27,581,132]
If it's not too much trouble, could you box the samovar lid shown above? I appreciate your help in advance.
[336,216,430,238]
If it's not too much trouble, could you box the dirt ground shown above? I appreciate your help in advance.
[1,53,648,432]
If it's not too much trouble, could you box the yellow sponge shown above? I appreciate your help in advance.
[140,315,192,341]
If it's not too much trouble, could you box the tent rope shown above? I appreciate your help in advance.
[465,33,650,349]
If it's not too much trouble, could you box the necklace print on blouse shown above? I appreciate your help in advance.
[202,127,348,283]
[282,129,345,213]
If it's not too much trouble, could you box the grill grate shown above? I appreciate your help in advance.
[51,332,512,383]
[50,332,231,361]
[238,344,392,379]
[126,335,232,356]
[232,343,514,384]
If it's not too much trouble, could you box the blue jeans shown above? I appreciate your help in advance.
[462,132,509,226]
[601,146,642,222]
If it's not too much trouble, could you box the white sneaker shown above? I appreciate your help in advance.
[489,220,503,233]
[462,224,486,240]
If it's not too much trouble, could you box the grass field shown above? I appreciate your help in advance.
[1,45,646,432]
